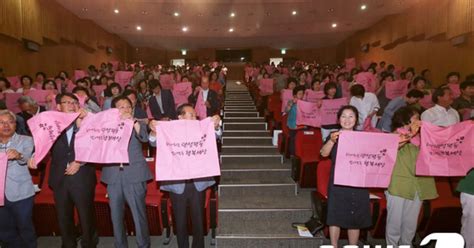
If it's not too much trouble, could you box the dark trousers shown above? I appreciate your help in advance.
[170,182,205,248]
[53,182,98,248]
[288,129,297,156]
[0,196,36,248]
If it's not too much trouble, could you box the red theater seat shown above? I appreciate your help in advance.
[292,128,322,188]
[93,168,114,236]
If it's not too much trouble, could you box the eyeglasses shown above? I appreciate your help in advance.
[60,101,79,105]
[0,121,15,125]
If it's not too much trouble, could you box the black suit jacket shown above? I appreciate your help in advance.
[49,125,96,190]
[188,89,220,117]
[18,106,46,135]
[148,90,177,120]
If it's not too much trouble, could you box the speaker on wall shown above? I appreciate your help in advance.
[24,40,40,52]
[360,43,370,53]
[451,34,467,47]
[106,46,113,54]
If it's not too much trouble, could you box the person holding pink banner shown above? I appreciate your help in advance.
[446,71,461,98]
[349,84,380,130]
[320,105,371,247]
[16,75,36,94]
[101,96,152,248]
[321,82,343,141]
[148,103,221,248]
[17,96,46,135]
[421,86,459,127]
[385,107,438,246]
[0,110,37,248]
[103,83,123,110]
[188,76,220,119]
[377,89,424,132]
[452,81,474,121]
[0,77,15,93]
[286,86,306,156]
[149,79,177,120]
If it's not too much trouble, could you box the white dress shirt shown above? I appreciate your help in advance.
[350,92,380,130]
[421,104,460,127]
[202,89,209,102]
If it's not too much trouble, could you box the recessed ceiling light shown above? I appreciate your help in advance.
[174,12,179,17]
[328,8,334,12]
[114,9,119,14]
[136,25,142,31]
[240,57,245,61]
[360,4,367,10]
[281,48,286,54]
[292,10,297,15]
[182,26,188,32]
[230,12,235,17]
[228,28,234,32]
[82,7,88,12]
[181,49,187,55]
[331,23,337,28]
[141,10,148,15]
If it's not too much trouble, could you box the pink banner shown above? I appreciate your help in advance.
[26,89,53,106]
[448,83,461,98]
[304,90,325,103]
[320,98,347,125]
[355,72,377,92]
[259,79,274,95]
[27,111,79,166]
[159,74,174,90]
[360,61,372,71]
[7,76,21,90]
[195,91,207,120]
[419,91,434,109]
[385,80,409,99]
[296,100,321,127]
[92,85,106,96]
[74,109,133,163]
[114,71,133,88]
[334,131,400,188]
[4,93,22,113]
[154,118,220,181]
[66,82,76,93]
[281,89,293,113]
[172,82,192,107]
[0,153,7,206]
[345,58,356,71]
[74,94,87,108]
[416,121,474,177]
[74,70,87,81]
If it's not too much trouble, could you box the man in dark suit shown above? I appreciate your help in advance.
[188,76,220,117]
[49,93,98,248]
[148,79,177,120]
[17,96,46,135]
[122,89,148,120]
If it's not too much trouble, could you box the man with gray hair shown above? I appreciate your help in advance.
[0,109,36,248]
[17,96,46,135]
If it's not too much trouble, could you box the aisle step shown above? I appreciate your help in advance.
[222,130,270,137]
[222,136,272,146]
[224,112,259,118]
[223,122,266,130]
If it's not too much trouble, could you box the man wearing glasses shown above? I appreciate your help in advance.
[49,93,98,248]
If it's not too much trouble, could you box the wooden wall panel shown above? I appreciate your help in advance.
[40,0,60,43]
[0,0,23,40]
[59,5,75,42]
[378,18,393,47]
[425,0,448,38]
[447,0,472,39]
[413,0,428,38]
[21,0,43,44]
[391,13,407,43]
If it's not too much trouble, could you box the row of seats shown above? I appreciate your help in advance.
[250,82,463,243]
[30,148,219,244]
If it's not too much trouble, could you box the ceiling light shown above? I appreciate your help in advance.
[331,23,337,28]
[114,9,119,14]
[181,49,187,55]
[328,8,334,12]
[240,57,245,61]
[141,10,148,15]
[360,4,367,10]
[230,12,235,17]
[281,48,286,54]
[82,7,88,12]
[228,28,234,32]
[136,25,142,31]
[292,10,297,15]
[182,26,188,32]
[174,12,179,17]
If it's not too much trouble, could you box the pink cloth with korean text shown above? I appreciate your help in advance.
[4,93,22,113]
[345,58,356,71]
[320,98,347,125]
[160,74,174,90]
[7,76,21,90]
[172,82,192,107]
[74,70,87,81]
[416,121,474,176]
[296,100,321,127]
[419,91,434,109]
[27,111,79,166]
[0,153,8,206]
[154,118,220,181]
[259,79,274,95]
[304,90,325,103]
[355,72,377,92]
[195,91,207,120]
[74,109,133,163]
[281,89,293,113]
[334,131,399,188]
[448,83,461,98]
[26,89,53,106]
[114,71,133,88]
[385,80,409,99]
